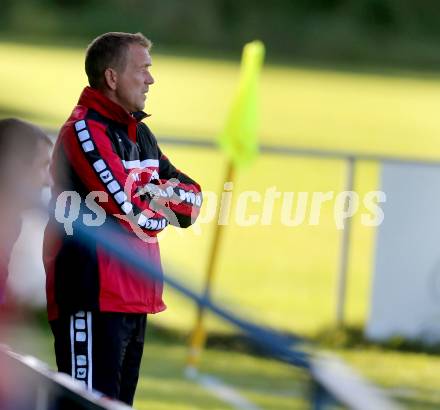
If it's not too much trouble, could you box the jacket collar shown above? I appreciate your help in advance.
[78,86,148,125]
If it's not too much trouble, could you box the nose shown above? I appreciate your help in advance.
[146,72,154,86]
[42,163,53,188]
[44,171,54,188]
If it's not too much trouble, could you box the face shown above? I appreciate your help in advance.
[6,139,52,208]
[114,44,154,113]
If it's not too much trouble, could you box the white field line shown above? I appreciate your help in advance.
[185,367,262,410]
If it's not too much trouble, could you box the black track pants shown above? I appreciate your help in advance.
[50,311,147,406]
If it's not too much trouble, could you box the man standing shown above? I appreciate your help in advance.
[43,32,202,405]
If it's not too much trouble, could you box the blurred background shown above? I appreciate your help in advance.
[2,1,440,409]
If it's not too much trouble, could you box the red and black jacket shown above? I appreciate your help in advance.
[43,87,202,320]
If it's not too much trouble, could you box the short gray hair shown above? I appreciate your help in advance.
[85,32,152,89]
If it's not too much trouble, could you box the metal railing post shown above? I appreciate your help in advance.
[335,157,356,328]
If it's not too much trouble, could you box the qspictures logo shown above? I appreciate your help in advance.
[54,174,386,242]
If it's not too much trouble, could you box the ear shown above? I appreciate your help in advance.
[103,68,118,91]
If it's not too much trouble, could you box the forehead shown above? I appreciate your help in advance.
[126,43,152,66]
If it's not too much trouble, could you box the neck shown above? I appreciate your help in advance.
[99,87,130,113]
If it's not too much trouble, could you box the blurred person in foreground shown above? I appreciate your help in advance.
[43,32,202,405]
[0,118,52,306]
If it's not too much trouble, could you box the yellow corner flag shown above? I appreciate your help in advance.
[218,40,265,167]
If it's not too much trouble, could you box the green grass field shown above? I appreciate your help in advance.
[3,40,440,336]
[4,321,440,409]
[0,43,420,333]
[1,321,308,410]
[3,39,440,408]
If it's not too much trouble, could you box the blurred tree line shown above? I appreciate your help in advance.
[2,0,440,68]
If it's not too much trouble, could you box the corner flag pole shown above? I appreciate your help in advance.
[186,41,265,373]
